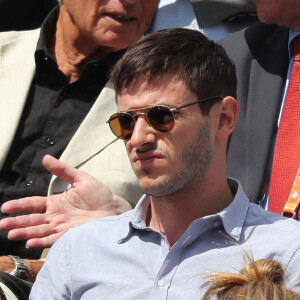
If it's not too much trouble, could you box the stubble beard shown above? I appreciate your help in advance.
[140,120,213,197]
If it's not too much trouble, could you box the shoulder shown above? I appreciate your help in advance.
[247,203,300,233]
[218,22,289,62]
[218,22,286,47]
[66,210,134,242]
[44,210,134,257]
[243,205,300,266]
[44,210,136,266]
[0,28,40,68]
[0,28,40,47]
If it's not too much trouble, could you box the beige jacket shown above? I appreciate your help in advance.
[0,29,141,203]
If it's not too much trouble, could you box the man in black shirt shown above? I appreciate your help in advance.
[0,0,158,297]
[0,7,126,258]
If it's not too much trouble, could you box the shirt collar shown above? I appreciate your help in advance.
[130,195,150,229]
[37,6,59,54]
[288,29,300,59]
[117,195,150,243]
[128,178,250,242]
[34,5,125,86]
[216,178,249,241]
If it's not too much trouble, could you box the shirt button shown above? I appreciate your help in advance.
[213,221,219,228]
[161,239,165,246]
[44,57,48,62]
[46,137,55,146]
[158,280,165,287]
[25,180,33,186]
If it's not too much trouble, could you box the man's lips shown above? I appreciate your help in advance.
[105,13,136,22]
[132,152,163,164]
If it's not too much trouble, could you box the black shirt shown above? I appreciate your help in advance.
[0,7,123,258]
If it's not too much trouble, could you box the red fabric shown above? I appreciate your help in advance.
[268,37,300,219]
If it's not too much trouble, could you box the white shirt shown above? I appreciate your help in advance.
[147,0,231,41]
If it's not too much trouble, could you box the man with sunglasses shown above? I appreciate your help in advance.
[0,0,259,253]
[30,28,300,299]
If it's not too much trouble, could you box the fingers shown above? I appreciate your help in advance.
[0,214,46,231]
[8,222,57,241]
[26,232,64,249]
[43,155,84,184]
[1,197,47,214]
[2,216,67,248]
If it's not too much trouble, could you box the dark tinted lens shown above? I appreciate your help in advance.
[109,112,135,139]
[148,106,175,133]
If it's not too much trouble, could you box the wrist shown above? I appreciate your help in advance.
[0,256,15,273]
[23,259,44,282]
[8,255,30,282]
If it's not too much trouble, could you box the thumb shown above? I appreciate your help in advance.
[42,155,83,185]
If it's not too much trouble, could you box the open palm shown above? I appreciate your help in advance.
[0,155,132,249]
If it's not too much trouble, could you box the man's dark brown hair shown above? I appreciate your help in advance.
[110,28,237,116]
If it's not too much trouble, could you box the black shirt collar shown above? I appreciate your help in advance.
[35,5,125,87]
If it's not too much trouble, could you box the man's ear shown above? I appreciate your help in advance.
[215,96,238,141]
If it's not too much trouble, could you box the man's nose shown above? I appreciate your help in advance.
[129,116,156,148]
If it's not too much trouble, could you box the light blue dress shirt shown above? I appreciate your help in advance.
[146,0,231,41]
[30,179,300,299]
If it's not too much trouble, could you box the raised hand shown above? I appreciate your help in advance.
[0,155,132,249]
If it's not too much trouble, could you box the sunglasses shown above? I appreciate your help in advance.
[107,96,222,140]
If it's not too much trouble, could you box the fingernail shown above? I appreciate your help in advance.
[1,210,9,216]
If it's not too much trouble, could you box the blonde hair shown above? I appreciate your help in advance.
[203,257,300,300]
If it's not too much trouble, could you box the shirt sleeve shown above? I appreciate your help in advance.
[29,232,72,299]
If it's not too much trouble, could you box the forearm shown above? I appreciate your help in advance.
[23,259,44,282]
[0,256,44,282]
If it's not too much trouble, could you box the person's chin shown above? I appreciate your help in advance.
[138,176,170,197]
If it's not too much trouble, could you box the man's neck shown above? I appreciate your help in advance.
[146,177,233,248]
[48,9,114,83]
